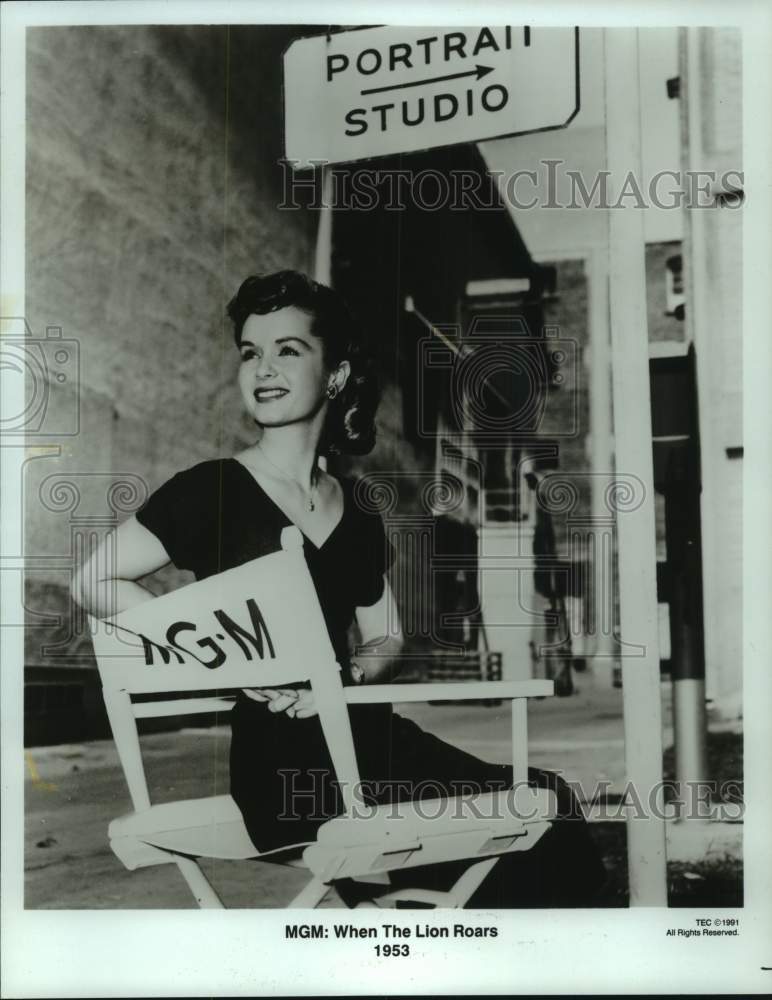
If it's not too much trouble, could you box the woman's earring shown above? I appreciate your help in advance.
[326,384,339,400]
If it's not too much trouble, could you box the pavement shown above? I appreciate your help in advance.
[24,670,672,909]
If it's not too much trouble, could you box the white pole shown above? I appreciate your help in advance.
[587,248,616,685]
[313,164,334,473]
[603,29,668,905]
[313,164,333,285]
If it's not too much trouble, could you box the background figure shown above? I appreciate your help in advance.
[528,470,575,697]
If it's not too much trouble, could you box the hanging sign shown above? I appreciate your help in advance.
[283,26,579,167]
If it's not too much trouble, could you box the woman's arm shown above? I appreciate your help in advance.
[70,514,173,619]
[351,577,404,684]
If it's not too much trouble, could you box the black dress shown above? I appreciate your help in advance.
[135,458,606,907]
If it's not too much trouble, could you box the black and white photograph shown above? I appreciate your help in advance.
[1,0,770,995]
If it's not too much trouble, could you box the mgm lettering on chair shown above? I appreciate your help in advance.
[136,597,276,668]
[94,541,335,692]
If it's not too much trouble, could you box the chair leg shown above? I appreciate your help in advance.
[174,855,224,908]
[288,876,330,909]
[444,857,499,907]
[356,858,501,910]
[361,888,451,908]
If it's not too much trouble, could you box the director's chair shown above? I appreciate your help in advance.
[90,527,555,908]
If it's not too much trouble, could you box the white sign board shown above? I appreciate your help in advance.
[283,26,579,167]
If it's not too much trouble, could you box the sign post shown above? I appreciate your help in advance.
[284,26,579,167]
[603,28,668,905]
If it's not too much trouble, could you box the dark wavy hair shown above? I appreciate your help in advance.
[226,270,379,456]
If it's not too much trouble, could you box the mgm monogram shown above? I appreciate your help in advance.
[134,597,276,669]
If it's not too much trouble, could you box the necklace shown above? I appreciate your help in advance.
[253,443,319,512]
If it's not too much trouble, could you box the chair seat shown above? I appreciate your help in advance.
[304,788,557,882]
[108,794,309,869]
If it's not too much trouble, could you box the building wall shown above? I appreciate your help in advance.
[477,27,743,703]
[24,25,318,669]
[479,27,682,252]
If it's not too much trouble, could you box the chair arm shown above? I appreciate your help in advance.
[344,680,553,705]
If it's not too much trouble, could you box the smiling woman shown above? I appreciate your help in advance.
[70,268,605,908]
[228,271,379,461]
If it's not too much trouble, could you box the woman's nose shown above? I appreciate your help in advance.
[254,354,276,378]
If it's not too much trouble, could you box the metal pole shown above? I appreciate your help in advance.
[603,29,668,905]
[664,421,709,812]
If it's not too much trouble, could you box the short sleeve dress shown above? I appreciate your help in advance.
[135,458,398,847]
[135,458,606,906]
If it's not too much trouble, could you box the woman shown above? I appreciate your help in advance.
[72,269,605,907]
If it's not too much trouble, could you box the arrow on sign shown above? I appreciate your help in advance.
[361,64,494,96]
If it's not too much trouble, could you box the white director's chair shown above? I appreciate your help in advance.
[90,527,555,908]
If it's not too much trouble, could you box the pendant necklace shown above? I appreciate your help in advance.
[255,443,319,512]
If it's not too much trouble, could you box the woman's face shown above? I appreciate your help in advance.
[237,306,330,427]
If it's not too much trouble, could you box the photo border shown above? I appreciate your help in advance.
[2,0,770,995]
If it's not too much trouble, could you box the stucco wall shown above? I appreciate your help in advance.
[24,25,318,667]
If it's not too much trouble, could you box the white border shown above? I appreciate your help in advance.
[2,0,771,995]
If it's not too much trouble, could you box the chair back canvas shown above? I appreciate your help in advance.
[92,527,333,693]
[89,526,362,813]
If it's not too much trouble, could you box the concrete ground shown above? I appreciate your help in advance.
[24,671,670,909]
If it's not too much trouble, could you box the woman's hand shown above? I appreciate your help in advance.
[286,689,317,719]
[241,687,317,719]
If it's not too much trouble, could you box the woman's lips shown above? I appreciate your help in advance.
[254,387,288,403]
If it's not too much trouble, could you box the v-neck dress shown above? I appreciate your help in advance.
[135,458,606,906]
[136,458,387,672]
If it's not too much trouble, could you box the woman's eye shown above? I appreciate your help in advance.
[278,345,300,357]
[240,349,257,362]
